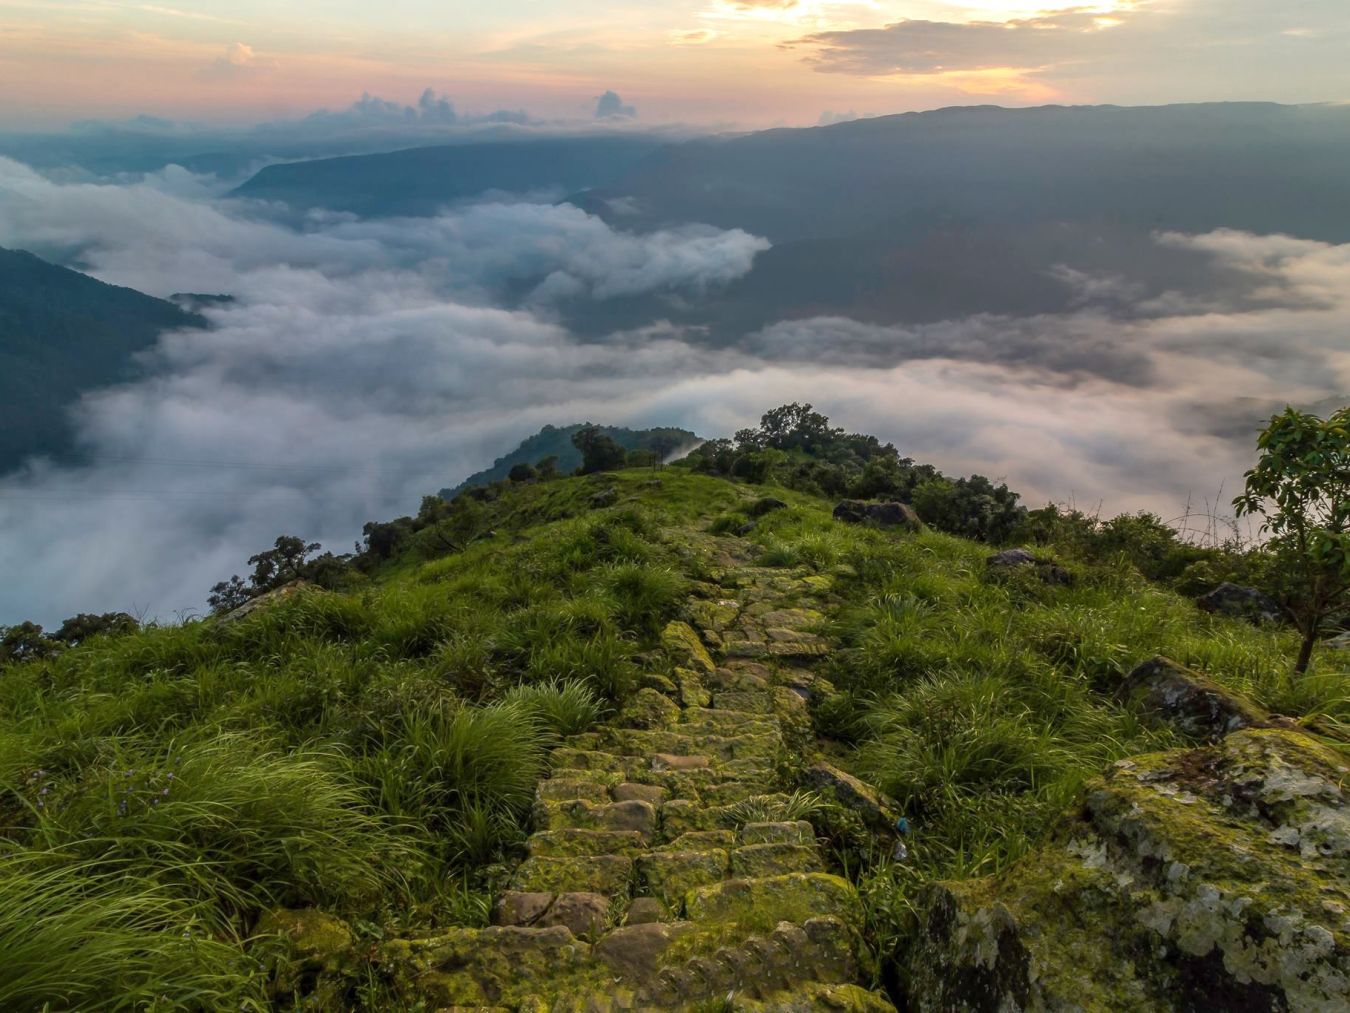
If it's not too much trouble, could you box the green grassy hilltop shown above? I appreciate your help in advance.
[0,411,1346,1010]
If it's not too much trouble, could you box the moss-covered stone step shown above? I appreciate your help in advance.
[533,798,658,838]
[711,690,776,713]
[634,916,864,1006]
[731,843,824,878]
[679,708,779,736]
[636,849,731,907]
[658,829,737,851]
[660,793,800,838]
[549,748,644,777]
[685,873,864,928]
[510,855,634,896]
[740,982,896,1011]
[604,727,784,761]
[526,828,646,858]
[378,925,598,1007]
[493,891,611,939]
[739,821,816,846]
[535,776,613,803]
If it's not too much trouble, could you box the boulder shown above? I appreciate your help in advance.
[1196,582,1283,624]
[907,728,1350,1012]
[801,762,901,835]
[590,488,618,508]
[832,500,921,531]
[1119,656,1272,742]
[748,496,789,517]
[986,548,1074,585]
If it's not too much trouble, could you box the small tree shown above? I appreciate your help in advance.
[572,426,627,475]
[508,462,538,483]
[1234,406,1350,674]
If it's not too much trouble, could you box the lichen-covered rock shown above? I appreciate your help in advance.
[802,761,901,835]
[661,619,716,675]
[1197,582,1284,625]
[908,728,1350,1012]
[1120,656,1273,742]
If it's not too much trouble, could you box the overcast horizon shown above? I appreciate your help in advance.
[3,2,1349,130]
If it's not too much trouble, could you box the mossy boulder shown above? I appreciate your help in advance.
[1120,656,1274,742]
[907,728,1350,1011]
[661,620,716,675]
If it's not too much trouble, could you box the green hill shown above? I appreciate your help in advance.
[0,407,1345,1009]
[441,422,702,497]
[0,247,203,472]
[232,136,662,217]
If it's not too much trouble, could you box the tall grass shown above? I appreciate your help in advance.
[27,732,410,918]
[0,853,258,1010]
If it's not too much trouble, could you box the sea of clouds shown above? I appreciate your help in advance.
[1,157,1347,624]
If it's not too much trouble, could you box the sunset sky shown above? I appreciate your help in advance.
[2,1,1348,128]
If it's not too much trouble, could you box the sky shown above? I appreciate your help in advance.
[2,1,1349,129]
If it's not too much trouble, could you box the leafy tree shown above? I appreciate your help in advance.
[572,425,627,475]
[508,462,537,483]
[757,403,840,453]
[535,456,559,480]
[0,622,56,665]
[207,576,251,614]
[1235,406,1350,674]
[49,612,138,647]
[247,536,322,591]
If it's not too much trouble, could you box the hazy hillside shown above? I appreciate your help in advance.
[0,247,202,472]
[441,422,701,497]
[233,136,663,216]
[0,405,1344,1009]
[582,103,1350,243]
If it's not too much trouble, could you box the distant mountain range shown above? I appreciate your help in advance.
[228,103,1350,342]
[442,423,701,498]
[232,136,662,216]
[0,247,202,472]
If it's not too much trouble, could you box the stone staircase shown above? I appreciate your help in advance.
[378,541,895,1011]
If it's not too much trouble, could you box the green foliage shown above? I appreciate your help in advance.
[1235,405,1350,673]
[500,679,605,736]
[0,853,256,1011]
[572,424,629,474]
[689,404,1025,542]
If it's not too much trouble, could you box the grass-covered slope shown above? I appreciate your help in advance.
[0,466,1344,1008]
[441,422,701,497]
[0,246,203,473]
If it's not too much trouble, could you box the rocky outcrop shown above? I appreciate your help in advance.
[1196,582,1283,624]
[1119,656,1275,742]
[908,728,1350,1011]
[986,548,1073,585]
[832,500,922,531]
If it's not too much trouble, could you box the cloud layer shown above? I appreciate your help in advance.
[1,158,1346,625]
